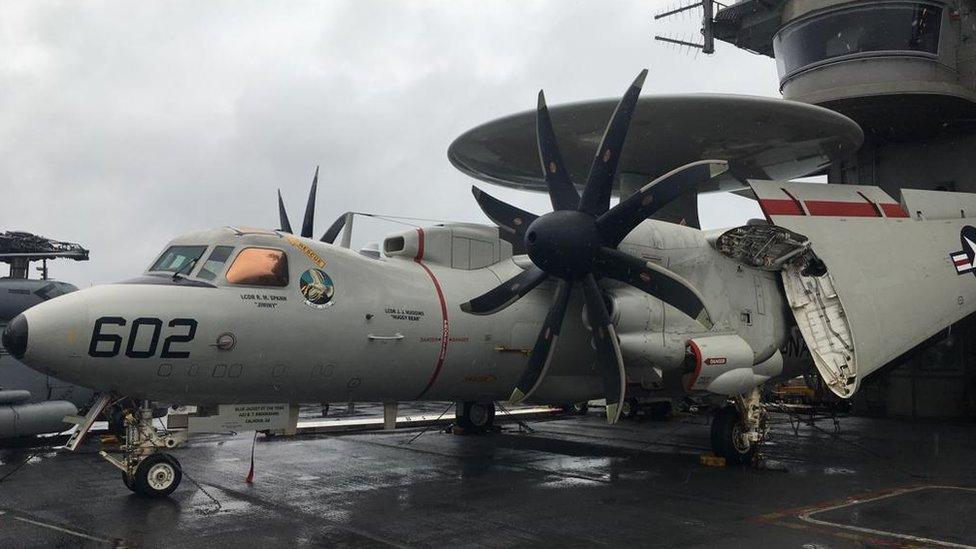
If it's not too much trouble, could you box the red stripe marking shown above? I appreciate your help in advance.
[762,197,911,219]
[759,198,804,216]
[955,258,970,266]
[880,203,910,218]
[856,191,884,217]
[805,200,880,217]
[682,340,702,392]
[413,227,449,399]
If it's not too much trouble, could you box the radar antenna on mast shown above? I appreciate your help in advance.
[653,0,725,54]
[0,231,89,280]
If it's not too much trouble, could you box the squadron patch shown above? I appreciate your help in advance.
[299,268,335,309]
[950,226,976,276]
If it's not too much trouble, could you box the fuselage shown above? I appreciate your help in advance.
[5,221,794,406]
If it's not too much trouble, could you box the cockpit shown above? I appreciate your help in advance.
[144,228,292,289]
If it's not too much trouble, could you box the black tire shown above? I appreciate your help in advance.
[710,406,756,465]
[620,397,640,420]
[455,401,495,433]
[122,472,137,493]
[133,453,182,498]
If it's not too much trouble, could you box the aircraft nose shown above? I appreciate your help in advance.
[2,313,28,359]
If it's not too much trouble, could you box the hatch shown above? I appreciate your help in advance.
[714,222,858,397]
[780,256,858,397]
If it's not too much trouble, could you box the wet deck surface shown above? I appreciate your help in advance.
[1,407,975,548]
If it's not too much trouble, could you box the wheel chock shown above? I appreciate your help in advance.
[699,453,726,467]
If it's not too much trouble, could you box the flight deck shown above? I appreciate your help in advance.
[1,405,973,548]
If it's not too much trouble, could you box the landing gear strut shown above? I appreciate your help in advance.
[455,401,495,434]
[710,388,768,465]
[99,399,186,497]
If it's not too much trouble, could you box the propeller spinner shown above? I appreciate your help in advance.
[460,70,727,423]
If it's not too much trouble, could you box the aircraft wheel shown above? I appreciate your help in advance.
[620,397,640,420]
[456,401,495,434]
[710,406,756,465]
[133,453,182,498]
[122,471,137,493]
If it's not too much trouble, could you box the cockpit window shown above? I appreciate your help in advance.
[225,247,289,287]
[197,246,235,281]
[150,245,207,273]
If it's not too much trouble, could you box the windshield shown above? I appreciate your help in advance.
[150,245,207,274]
[197,245,235,281]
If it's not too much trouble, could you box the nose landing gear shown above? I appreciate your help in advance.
[64,395,187,497]
[100,400,187,497]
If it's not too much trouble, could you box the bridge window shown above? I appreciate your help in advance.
[150,245,207,274]
[774,4,942,78]
[225,248,289,287]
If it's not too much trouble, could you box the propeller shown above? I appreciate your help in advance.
[276,166,350,245]
[460,70,726,423]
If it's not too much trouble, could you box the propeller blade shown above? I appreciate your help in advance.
[596,160,728,246]
[460,266,548,315]
[594,247,713,329]
[509,279,573,404]
[578,69,648,217]
[536,91,580,211]
[321,212,348,244]
[277,189,293,233]
[301,166,319,238]
[581,274,626,424]
[471,187,539,241]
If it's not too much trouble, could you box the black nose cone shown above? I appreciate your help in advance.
[2,314,28,359]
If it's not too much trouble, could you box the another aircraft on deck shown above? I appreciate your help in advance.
[0,231,95,440]
[5,71,974,497]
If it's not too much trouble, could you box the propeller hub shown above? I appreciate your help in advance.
[525,211,602,279]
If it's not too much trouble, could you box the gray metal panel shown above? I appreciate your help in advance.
[901,189,976,220]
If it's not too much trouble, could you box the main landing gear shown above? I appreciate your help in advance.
[710,388,768,465]
[454,401,495,434]
[65,395,187,497]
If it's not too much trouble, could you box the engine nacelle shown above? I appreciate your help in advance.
[685,334,783,395]
[0,390,32,405]
[382,223,512,269]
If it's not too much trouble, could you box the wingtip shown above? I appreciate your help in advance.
[537,90,547,109]
[471,186,482,199]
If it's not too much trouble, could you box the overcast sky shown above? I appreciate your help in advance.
[2,1,778,286]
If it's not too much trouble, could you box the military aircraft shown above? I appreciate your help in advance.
[5,70,975,497]
[0,231,95,440]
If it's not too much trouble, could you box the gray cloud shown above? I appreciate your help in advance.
[2,1,775,286]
